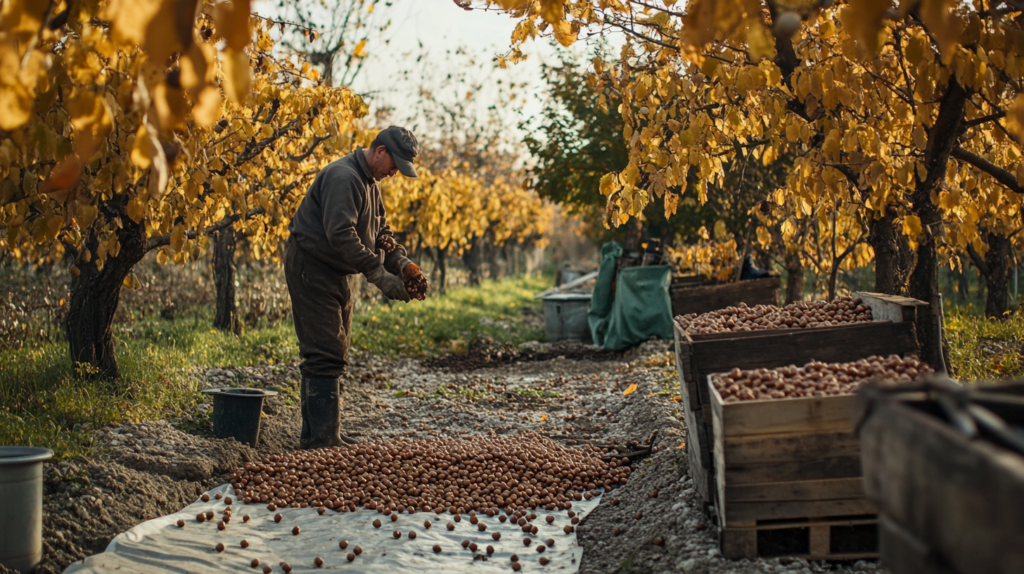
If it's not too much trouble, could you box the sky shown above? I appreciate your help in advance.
[349,0,562,138]
[257,0,597,143]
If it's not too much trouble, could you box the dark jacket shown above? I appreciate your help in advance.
[288,148,409,276]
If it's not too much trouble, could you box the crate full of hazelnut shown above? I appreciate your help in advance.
[708,355,933,536]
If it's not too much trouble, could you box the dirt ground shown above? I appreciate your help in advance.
[30,337,882,574]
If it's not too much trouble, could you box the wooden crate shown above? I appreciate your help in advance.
[670,276,780,317]
[858,382,1024,574]
[673,292,925,516]
[709,383,878,559]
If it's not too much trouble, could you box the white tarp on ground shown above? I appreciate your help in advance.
[65,483,601,573]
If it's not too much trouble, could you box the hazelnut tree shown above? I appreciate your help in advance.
[0,0,367,379]
[472,0,1024,369]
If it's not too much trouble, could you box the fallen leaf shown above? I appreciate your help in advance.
[677,442,686,449]
[623,383,638,396]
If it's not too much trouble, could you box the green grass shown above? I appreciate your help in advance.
[0,275,549,459]
[350,275,549,357]
[945,304,1024,382]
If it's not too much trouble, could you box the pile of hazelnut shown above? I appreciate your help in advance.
[711,355,933,402]
[228,432,628,513]
[676,297,873,335]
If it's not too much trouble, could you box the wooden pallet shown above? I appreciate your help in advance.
[721,516,878,561]
[670,276,780,318]
[673,292,925,516]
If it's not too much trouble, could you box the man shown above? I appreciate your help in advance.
[285,126,427,449]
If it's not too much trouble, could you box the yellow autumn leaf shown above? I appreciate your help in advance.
[353,39,368,58]
[903,215,922,238]
[623,383,638,396]
[221,47,251,104]
[126,198,145,223]
[170,224,187,252]
[215,0,252,51]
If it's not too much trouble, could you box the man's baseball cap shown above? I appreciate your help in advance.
[376,126,419,179]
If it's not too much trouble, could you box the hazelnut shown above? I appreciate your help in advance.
[339,540,349,549]
[546,515,555,524]
[447,523,455,531]
[263,566,272,574]
[524,538,532,546]
[469,543,479,552]
[196,514,206,523]
[274,514,283,523]
[218,521,226,531]
[215,543,225,552]
[292,526,300,535]
[353,546,363,555]
[176,519,185,528]
[492,532,501,540]
[346,553,356,562]
[314,556,324,567]
[243,515,251,522]
[486,545,495,555]
[201,494,210,502]
[424,520,432,529]
[250,558,260,568]
[433,544,443,553]
[478,523,487,531]
[374,518,383,528]
[393,530,401,539]
[511,554,520,562]
[540,557,551,565]
[215,493,223,500]
[654,537,665,546]
[240,540,250,548]
[563,525,574,534]
[512,563,522,571]
[409,531,417,539]
[537,545,546,553]
[462,540,471,548]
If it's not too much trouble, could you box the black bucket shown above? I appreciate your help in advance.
[203,388,277,447]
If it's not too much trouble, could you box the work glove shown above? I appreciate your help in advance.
[365,266,411,302]
[402,261,428,301]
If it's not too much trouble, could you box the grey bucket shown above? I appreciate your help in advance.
[540,291,593,342]
[202,388,277,447]
[0,446,54,573]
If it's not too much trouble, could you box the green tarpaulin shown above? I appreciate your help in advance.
[588,242,674,351]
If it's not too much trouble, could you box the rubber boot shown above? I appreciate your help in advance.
[303,377,359,449]
[299,376,311,449]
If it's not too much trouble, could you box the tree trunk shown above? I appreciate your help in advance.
[66,221,148,381]
[984,233,1011,318]
[784,254,804,304]
[486,234,502,281]
[437,247,447,293]
[213,226,240,333]
[908,79,966,373]
[869,206,913,295]
[462,236,483,286]
[505,243,517,276]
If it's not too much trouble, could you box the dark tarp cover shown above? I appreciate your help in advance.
[588,242,674,351]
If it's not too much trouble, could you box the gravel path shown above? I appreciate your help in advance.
[30,341,881,574]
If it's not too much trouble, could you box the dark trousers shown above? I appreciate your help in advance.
[285,238,354,379]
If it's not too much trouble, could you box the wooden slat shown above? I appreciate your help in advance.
[853,291,927,324]
[722,456,864,485]
[809,524,831,560]
[727,497,877,523]
[879,514,962,574]
[689,321,918,375]
[725,477,866,502]
[860,395,1024,574]
[671,276,780,317]
[721,430,861,464]
[711,385,857,438]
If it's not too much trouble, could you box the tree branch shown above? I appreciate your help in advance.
[966,241,991,277]
[146,207,266,251]
[951,146,1024,194]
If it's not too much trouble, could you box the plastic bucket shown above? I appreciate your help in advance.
[204,388,276,447]
[0,446,54,573]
